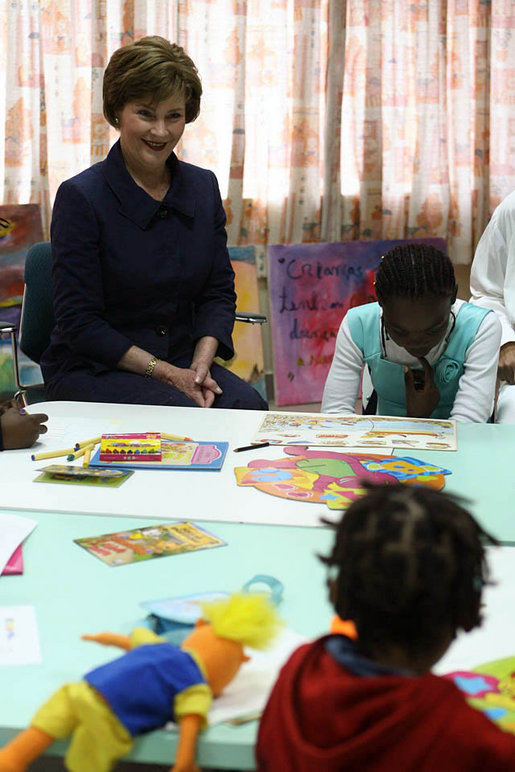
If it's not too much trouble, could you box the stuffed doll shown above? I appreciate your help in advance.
[0,592,281,772]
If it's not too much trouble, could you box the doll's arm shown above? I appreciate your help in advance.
[81,627,163,650]
[81,632,132,650]
[170,713,203,772]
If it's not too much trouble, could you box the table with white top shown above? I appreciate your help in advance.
[1,401,515,540]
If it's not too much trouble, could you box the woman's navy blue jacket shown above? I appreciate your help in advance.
[41,141,236,382]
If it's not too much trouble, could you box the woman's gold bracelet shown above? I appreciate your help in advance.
[144,356,159,378]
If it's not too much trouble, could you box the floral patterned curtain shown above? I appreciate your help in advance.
[1,0,514,263]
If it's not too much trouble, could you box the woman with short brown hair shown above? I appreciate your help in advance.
[42,37,267,411]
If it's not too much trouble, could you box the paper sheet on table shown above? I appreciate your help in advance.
[167,627,306,729]
[0,513,37,575]
[252,412,458,451]
[0,605,42,665]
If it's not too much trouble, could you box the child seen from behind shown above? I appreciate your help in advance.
[257,484,515,771]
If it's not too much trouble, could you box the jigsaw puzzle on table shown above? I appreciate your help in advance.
[444,656,515,734]
[252,412,457,451]
[234,446,452,511]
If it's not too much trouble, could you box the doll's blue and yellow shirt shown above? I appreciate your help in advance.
[85,628,211,736]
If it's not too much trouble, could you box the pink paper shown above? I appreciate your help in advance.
[1,544,23,576]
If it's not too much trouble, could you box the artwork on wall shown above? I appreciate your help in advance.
[227,246,266,399]
[234,446,450,512]
[0,205,44,396]
[268,237,447,406]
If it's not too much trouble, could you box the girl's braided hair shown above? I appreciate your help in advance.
[375,242,457,304]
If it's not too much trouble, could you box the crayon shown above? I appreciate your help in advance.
[31,447,76,462]
[66,446,93,462]
[74,436,102,450]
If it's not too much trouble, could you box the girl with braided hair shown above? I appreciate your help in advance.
[257,484,515,771]
[322,242,501,421]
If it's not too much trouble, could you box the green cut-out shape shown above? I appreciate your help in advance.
[297,457,356,478]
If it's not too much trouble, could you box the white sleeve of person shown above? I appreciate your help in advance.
[470,191,515,348]
[321,315,364,414]
[450,310,501,423]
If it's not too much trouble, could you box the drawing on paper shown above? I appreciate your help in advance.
[252,412,457,451]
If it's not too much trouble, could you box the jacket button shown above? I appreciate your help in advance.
[156,325,168,336]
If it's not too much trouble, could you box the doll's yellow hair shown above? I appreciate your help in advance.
[200,592,281,650]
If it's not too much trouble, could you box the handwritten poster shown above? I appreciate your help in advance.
[268,238,447,406]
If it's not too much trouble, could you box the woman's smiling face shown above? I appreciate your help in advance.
[381,294,454,358]
[118,93,186,174]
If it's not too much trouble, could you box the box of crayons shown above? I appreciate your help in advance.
[99,432,162,463]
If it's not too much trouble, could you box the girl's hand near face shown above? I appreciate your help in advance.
[498,342,515,384]
[404,357,440,418]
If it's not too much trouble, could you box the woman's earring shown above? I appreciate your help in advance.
[114,117,119,126]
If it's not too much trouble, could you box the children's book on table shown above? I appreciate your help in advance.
[88,434,229,471]
[74,522,226,567]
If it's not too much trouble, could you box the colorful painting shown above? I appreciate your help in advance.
[268,238,447,405]
[234,446,450,511]
[0,205,43,307]
[252,412,457,451]
[444,657,515,734]
[0,205,44,397]
[226,246,266,399]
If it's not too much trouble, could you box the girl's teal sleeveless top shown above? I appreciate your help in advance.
[347,301,491,419]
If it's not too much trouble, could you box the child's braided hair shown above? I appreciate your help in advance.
[321,483,498,657]
[375,242,457,303]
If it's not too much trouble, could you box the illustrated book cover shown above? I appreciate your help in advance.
[34,464,134,488]
[74,522,226,567]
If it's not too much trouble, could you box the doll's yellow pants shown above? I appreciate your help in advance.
[31,681,133,771]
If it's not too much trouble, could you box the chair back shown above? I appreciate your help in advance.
[19,241,54,364]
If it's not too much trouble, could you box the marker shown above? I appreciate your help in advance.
[234,442,270,453]
[15,393,27,412]
[161,433,194,441]
[74,436,102,450]
[66,446,92,462]
[82,447,92,467]
[31,447,76,461]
